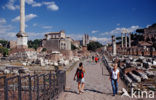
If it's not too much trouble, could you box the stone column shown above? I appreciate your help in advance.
[20,0,25,33]
[112,35,116,56]
[16,0,28,49]
[121,33,124,48]
[129,33,131,48]
[125,33,127,48]
[82,34,85,46]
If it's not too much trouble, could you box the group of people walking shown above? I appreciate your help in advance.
[92,55,100,63]
[73,56,120,96]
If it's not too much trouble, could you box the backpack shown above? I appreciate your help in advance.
[76,68,84,79]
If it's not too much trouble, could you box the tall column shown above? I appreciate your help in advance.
[82,34,85,46]
[129,33,131,48]
[125,33,127,48]
[20,0,25,33]
[121,33,124,48]
[112,35,116,56]
[16,0,28,49]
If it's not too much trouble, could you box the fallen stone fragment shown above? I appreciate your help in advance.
[124,74,132,84]
[128,72,141,82]
[145,71,154,77]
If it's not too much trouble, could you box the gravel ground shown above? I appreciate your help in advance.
[58,58,137,100]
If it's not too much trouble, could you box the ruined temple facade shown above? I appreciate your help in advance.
[42,30,72,52]
[144,24,156,40]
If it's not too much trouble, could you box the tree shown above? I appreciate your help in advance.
[71,43,77,50]
[87,41,103,51]
[0,40,9,48]
[0,47,9,57]
[136,29,144,33]
[28,39,42,50]
[116,37,121,40]
[42,48,47,52]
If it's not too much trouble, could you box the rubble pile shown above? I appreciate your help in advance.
[20,56,80,67]
[103,51,156,91]
[0,65,30,75]
[117,56,156,90]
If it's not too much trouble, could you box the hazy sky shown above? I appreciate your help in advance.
[0,0,156,44]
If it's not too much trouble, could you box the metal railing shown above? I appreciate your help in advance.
[0,70,66,100]
[102,55,112,74]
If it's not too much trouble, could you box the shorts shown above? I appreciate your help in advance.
[77,78,85,83]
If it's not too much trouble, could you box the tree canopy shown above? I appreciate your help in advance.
[71,43,77,50]
[87,41,103,51]
[0,47,9,57]
[28,39,42,50]
[136,29,144,33]
[0,40,9,48]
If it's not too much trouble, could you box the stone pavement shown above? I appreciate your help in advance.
[57,58,134,100]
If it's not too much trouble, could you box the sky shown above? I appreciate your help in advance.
[0,0,156,44]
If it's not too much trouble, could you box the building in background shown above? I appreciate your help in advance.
[144,24,156,40]
[42,30,72,52]
[82,34,89,46]
[10,41,17,49]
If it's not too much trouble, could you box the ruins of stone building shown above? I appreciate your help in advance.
[45,51,63,62]
[42,30,72,52]
[9,48,37,60]
[10,41,17,49]
[42,30,74,60]
[106,30,156,57]
[144,24,156,40]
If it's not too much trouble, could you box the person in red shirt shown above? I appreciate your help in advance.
[95,57,98,63]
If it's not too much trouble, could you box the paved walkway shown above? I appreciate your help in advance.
[58,58,132,100]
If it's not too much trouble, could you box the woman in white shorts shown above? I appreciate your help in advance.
[74,62,85,94]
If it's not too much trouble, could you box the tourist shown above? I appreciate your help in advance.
[110,63,120,96]
[74,62,85,94]
[95,56,98,63]
[92,56,94,62]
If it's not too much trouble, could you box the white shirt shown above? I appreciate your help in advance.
[111,69,119,79]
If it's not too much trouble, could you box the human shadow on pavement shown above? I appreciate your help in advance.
[84,89,112,95]
[64,89,78,94]
[84,89,103,94]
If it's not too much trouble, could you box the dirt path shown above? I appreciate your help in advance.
[58,58,132,100]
